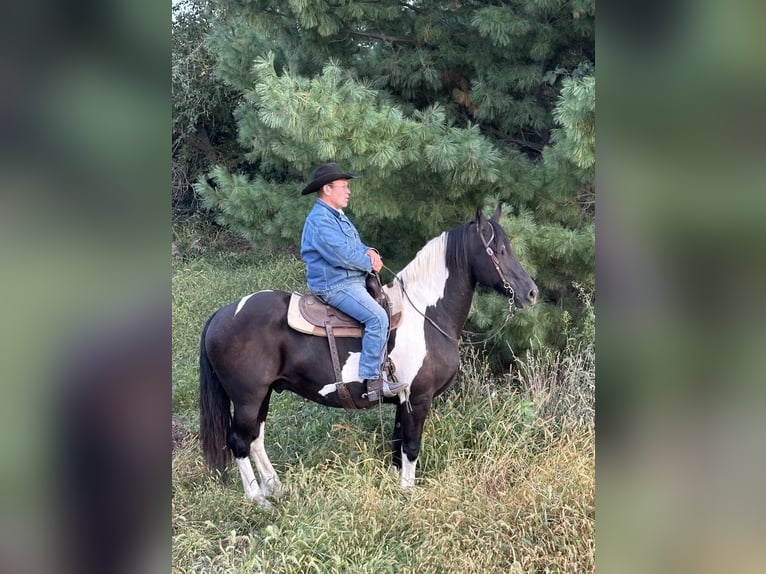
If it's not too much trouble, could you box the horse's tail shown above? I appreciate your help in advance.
[199,312,232,473]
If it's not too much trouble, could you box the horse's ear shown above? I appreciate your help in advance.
[491,202,503,223]
[475,206,486,225]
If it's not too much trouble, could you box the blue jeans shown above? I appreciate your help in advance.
[317,278,389,380]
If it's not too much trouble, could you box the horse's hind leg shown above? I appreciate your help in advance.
[229,400,273,509]
[250,389,283,498]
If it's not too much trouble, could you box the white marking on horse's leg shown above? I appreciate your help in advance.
[318,383,337,396]
[234,294,255,316]
[400,448,417,488]
[235,456,273,509]
[250,422,283,498]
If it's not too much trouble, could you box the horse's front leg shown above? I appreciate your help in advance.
[391,404,404,469]
[396,396,433,488]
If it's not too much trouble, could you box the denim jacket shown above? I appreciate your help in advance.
[301,199,373,293]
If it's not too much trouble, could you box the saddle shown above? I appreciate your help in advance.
[287,279,403,337]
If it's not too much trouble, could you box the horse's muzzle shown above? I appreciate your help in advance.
[515,282,538,308]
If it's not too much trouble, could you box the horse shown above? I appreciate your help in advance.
[199,205,538,507]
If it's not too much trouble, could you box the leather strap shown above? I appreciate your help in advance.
[325,322,358,410]
[325,322,342,381]
[335,382,358,410]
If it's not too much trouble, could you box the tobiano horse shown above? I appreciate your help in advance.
[199,205,538,507]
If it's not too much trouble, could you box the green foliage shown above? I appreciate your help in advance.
[180,0,594,355]
[195,164,310,251]
[172,0,241,215]
[173,0,220,140]
[547,74,596,170]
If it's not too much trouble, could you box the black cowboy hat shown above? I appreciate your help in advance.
[301,162,360,195]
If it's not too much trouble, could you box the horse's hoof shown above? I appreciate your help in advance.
[263,481,285,499]
[246,494,275,511]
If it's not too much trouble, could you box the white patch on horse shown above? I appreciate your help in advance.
[340,352,362,382]
[401,449,417,488]
[317,353,362,397]
[234,294,255,316]
[388,233,449,388]
[318,384,336,396]
[234,290,273,317]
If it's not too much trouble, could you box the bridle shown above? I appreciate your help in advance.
[477,220,516,313]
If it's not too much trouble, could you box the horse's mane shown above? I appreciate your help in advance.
[397,232,449,286]
[396,223,471,288]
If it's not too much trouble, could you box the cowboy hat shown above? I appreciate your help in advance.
[301,162,360,195]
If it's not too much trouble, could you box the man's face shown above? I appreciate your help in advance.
[322,179,351,210]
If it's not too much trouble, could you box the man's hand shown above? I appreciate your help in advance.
[366,249,383,273]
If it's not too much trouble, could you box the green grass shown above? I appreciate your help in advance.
[172,239,595,573]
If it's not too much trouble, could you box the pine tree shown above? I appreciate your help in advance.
[191,0,595,357]
[172,0,240,215]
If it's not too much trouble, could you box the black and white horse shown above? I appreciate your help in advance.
[199,205,538,507]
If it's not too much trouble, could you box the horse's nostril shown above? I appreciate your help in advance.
[529,288,538,301]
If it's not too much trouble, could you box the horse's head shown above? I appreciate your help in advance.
[468,205,538,309]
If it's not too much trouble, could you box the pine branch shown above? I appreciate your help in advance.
[501,135,544,153]
[481,123,545,153]
[348,29,426,47]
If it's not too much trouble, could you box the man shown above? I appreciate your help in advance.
[300,162,407,398]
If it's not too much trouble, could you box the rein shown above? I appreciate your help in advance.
[381,222,516,345]
[384,264,460,343]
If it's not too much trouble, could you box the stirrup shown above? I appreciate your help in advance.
[381,378,407,397]
[363,374,406,401]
